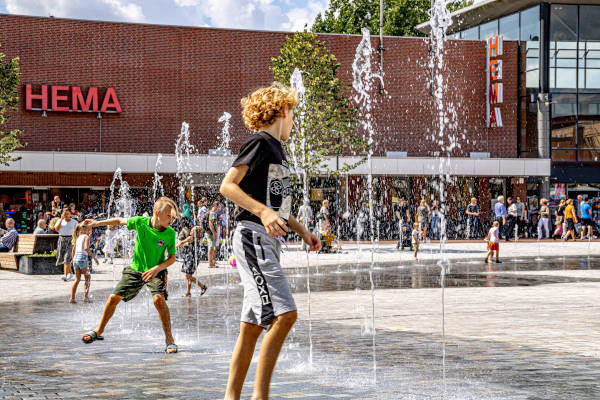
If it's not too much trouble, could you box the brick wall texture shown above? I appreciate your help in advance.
[0,14,518,159]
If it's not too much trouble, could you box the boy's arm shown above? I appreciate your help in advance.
[84,236,99,263]
[288,215,321,251]
[84,217,128,228]
[220,165,288,238]
[141,254,175,282]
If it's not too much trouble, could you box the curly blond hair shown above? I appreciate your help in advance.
[241,83,298,131]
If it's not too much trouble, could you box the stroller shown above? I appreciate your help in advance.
[397,222,412,250]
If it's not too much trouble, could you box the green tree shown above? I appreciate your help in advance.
[0,45,25,166]
[270,32,369,192]
[313,0,473,37]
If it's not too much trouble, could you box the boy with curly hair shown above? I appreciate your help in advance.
[80,197,180,354]
[220,83,321,400]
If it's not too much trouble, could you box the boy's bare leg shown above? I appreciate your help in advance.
[70,270,81,302]
[485,250,492,262]
[226,322,263,400]
[496,249,500,262]
[152,293,176,350]
[252,311,297,400]
[83,294,123,340]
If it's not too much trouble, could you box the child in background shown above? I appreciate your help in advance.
[176,226,208,297]
[485,220,501,263]
[68,222,99,303]
[411,222,420,261]
[102,224,118,264]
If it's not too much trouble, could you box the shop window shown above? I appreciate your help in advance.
[479,19,498,40]
[499,13,519,41]
[577,94,600,149]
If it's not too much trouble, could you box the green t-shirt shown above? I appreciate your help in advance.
[127,216,176,273]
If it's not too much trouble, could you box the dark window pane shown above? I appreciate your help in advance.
[578,150,600,161]
[462,26,478,40]
[550,5,578,90]
[578,94,600,149]
[479,19,498,40]
[552,94,577,154]
[500,13,519,40]
[579,6,600,41]
[552,149,577,161]
[520,6,539,42]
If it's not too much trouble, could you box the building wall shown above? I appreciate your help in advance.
[0,14,518,159]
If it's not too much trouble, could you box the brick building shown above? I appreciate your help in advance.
[0,13,551,233]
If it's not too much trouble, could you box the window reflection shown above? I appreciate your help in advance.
[479,19,498,40]
[499,13,519,40]
[578,94,600,152]
[521,6,540,88]
[550,4,578,90]
[551,94,577,157]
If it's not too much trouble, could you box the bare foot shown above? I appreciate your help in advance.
[198,283,207,296]
[184,292,191,297]
[83,297,90,303]
[69,298,76,304]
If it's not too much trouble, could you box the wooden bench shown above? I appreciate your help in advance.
[0,234,58,271]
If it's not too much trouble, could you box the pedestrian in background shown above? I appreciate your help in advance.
[537,198,550,239]
[466,197,480,239]
[494,195,507,240]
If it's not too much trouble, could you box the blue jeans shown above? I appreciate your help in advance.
[468,217,479,238]
[0,243,10,252]
[431,216,441,239]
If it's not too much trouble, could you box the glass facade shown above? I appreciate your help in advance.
[549,4,600,161]
[452,3,600,163]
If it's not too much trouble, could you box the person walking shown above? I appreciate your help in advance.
[537,198,550,239]
[494,196,507,240]
[515,196,527,238]
[506,197,518,241]
[564,198,578,241]
[394,198,411,248]
[68,222,99,303]
[430,200,441,240]
[465,197,480,239]
[553,199,566,239]
[316,199,330,236]
[56,209,78,281]
[580,198,595,240]
[417,200,430,241]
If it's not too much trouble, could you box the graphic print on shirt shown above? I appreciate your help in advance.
[266,160,291,220]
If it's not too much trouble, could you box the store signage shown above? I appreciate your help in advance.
[24,84,122,113]
[486,36,503,128]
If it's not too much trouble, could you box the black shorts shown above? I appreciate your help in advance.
[582,218,594,227]
[566,218,575,231]
[112,267,168,302]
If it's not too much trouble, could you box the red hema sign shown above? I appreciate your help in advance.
[25,84,122,113]
[486,36,503,128]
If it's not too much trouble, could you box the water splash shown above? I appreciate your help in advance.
[152,153,165,202]
[175,122,196,207]
[217,112,232,151]
[107,168,136,279]
[352,27,380,385]
[289,67,315,366]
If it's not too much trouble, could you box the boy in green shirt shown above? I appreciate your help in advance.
[80,197,180,353]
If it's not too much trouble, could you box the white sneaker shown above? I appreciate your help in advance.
[65,274,73,281]
[61,275,67,281]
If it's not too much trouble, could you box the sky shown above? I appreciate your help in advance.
[0,0,330,32]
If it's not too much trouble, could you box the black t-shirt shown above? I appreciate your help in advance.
[394,204,409,221]
[232,131,292,225]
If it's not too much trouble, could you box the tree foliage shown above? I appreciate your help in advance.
[270,32,369,183]
[0,45,25,166]
[313,0,473,37]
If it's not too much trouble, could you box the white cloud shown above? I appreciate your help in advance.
[5,0,145,22]
[281,0,327,32]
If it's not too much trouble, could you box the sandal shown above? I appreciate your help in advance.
[165,343,178,354]
[199,284,208,296]
[82,330,104,344]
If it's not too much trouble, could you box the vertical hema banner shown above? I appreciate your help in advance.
[486,35,503,128]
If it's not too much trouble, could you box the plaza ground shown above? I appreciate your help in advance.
[1,241,599,398]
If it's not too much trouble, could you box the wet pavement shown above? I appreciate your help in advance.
[1,256,600,399]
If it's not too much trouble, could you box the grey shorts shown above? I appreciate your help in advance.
[56,236,73,265]
[233,221,296,329]
[205,232,217,250]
